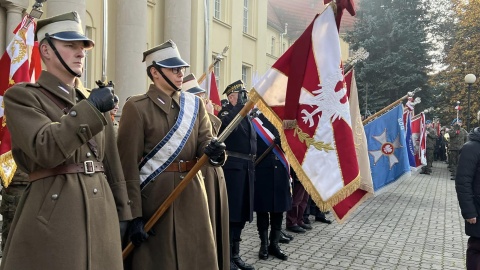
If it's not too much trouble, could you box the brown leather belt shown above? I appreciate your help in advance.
[28,161,105,182]
[163,160,197,173]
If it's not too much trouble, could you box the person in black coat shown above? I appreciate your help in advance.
[455,111,480,270]
[218,80,256,270]
[252,112,291,261]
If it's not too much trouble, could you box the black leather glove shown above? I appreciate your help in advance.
[128,217,149,247]
[204,138,226,161]
[87,81,115,113]
[238,89,248,105]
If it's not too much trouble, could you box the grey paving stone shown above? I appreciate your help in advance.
[237,161,466,269]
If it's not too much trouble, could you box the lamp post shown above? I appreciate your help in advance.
[464,74,477,131]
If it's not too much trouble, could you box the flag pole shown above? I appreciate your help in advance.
[362,88,421,125]
[197,45,229,87]
[122,97,257,259]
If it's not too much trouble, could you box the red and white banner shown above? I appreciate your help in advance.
[411,113,426,167]
[250,4,360,211]
[0,16,39,186]
[200,71,222,115]
[332,69,373,222]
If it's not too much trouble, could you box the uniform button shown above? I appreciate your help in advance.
[93,188,98,194]
[81,127,86,133]
[171,104,175,109]
[180,175,185,180]
[69,110,77,117]
[275,166,278,168]
[86,152,92,157]
[51,194,59,200]
[127,200,132,205]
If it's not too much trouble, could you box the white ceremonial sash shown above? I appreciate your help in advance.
[139,92,199,189]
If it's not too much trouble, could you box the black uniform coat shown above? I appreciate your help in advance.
[456,128,480,238]
[253,114,292,213]
[218,103,256,223]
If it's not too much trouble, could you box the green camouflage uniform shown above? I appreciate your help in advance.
[0,169,28,251]
[448,125,468,178]
[425,127,437,172]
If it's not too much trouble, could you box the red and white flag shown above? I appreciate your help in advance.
[332,69,374,222]
[411,113,426,167]
[250,4,360,212]
[0,15,40,187]
[200,71,222,115]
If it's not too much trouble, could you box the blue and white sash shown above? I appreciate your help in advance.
[139,92,199,190]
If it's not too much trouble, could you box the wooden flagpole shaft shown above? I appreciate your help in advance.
[122,99,255,259]
[362,88,422,126]
[197,62,216,85]
[255,143,276,166]
[362,99,405,125]
[197,45,230,85]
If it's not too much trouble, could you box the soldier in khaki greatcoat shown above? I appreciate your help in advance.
[117,40,226,270]
[449,118,468,180]
[183,73,230,270]
[0,12,132,270]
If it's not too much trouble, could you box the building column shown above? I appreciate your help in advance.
[115,0,146,113]
[46,0,86,25]
[164,0,191,63]
[2,0,27,47]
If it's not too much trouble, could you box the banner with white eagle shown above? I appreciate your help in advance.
[249,4,360,212]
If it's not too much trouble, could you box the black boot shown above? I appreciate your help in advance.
[230,260,239,270]
[281,230,294,241]
[232,241,255,270]
[268,230,288,261]
[258,230,269,260]
[230,244,239,270]
[279,232,291,244]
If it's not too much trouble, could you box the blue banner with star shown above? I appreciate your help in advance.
[364,105,411,191]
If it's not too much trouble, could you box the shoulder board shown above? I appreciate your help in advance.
[127,94,149,103]
[24,82,41,88]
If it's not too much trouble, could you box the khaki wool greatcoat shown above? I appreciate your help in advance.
[0,71,132,270]
[117,85,218,270]
[203,113,230,270]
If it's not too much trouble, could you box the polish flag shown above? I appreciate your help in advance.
[0,15,40,187]
[250,4,360,212]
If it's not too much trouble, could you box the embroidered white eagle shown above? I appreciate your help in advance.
[301,68,351,127]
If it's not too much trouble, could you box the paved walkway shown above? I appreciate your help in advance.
[239,161,467,270]
[0,161,467,269]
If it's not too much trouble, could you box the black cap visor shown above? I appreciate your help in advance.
[50,31,94,49]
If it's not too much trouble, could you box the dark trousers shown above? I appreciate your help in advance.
[286,182,309,227]
[304,197,326,219]
[230,221,246,243]
[256,212,283,231]
[426,148,434,169]
[467,236,480,270]
[450,150,459,176]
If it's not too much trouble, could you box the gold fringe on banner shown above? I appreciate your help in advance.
[250,89,361,212]
[0,150,17,188]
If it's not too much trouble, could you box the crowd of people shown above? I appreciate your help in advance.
[0,11,332,270]
[3,9,480,270]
